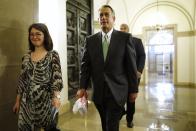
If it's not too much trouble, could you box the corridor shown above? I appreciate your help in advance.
[58,82,196,131]
[0,0,196,131]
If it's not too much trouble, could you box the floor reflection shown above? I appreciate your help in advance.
[58,73,196,131]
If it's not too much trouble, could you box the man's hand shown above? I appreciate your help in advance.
[76,89,88,99]
[137,71,142,78]
[129,93,138,102]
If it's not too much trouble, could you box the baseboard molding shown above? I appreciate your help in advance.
[59,101,71,115]
[139,82,196,88]
[174,82,196,87]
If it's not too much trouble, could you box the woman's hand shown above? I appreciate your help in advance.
[13,101,20,114]
[52,91,61,109]
[52,97,61,109]
[13,95,20,114]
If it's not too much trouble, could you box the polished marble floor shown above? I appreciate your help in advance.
[58,73,196,131]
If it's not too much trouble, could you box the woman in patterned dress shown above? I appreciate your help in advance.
[13,23,63,131]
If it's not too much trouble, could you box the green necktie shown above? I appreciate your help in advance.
[102,35,109,61]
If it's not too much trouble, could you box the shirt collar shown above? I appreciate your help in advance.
[101,28,113,39]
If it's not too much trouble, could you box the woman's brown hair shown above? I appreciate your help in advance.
[28,23,53,51]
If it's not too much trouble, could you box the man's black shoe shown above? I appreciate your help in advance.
[127,122,134,128]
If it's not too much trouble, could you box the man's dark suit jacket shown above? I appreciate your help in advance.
[132,37,146,74]
[80,29,138,106]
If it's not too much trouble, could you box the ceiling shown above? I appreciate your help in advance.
[93,0,196,34]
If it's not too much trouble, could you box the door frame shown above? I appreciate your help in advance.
[142,24,177,85]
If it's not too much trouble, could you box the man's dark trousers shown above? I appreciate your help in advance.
[95,82,124,131]
[126,78,140,123]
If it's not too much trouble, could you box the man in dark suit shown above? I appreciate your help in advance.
[120,23,146,128]
[76,5,138,131]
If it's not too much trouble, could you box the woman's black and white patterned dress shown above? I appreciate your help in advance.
[17,50,63,130]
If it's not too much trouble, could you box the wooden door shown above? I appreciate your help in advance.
[66,0,92,99]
